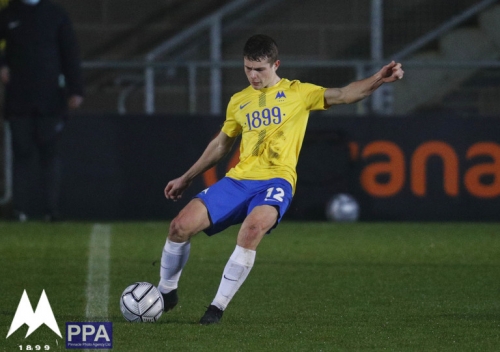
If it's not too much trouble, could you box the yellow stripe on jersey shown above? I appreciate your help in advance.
[222,78,327,192]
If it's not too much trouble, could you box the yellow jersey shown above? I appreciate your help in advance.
[222,78,327,192]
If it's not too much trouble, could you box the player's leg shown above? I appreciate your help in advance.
[160,177,249,314]
[9,116,36,220]
[36,116,65,221]
[200,205,278,324]
[158,198,210,310]
[200,178,293,324]
[218,204,278,299]
[236,205,279,250]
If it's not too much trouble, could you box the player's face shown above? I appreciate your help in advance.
[244,57,280,90]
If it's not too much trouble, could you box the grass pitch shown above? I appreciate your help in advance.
[0,221,499,351]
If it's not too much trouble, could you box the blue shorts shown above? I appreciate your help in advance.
[195,177,293,236]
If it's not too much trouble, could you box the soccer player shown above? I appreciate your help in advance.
[158,34,404,324]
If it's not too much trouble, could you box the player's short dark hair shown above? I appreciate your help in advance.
[243,34,279,64]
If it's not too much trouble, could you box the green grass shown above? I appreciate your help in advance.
[1,221,499,351]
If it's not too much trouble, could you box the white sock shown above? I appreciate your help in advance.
[212,245,256,311]
[158,239,190,294]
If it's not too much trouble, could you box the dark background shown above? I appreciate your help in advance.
[23,113,497,221]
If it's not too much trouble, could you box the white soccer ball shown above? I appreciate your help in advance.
[120,282,164,322]
[326,193,360,222]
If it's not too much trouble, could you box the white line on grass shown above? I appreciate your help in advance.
[85,224,112,320]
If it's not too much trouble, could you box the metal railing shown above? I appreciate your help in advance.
[393,0,499,60]
[134,0,499,115]
[142,0,284,115]
[83,58,500,115]
[1,0,499,206]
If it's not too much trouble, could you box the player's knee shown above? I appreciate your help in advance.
[246,224,263,237]
[168,217,193,242]
[238,224,265,248]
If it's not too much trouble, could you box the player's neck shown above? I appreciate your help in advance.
[263,76,281,89]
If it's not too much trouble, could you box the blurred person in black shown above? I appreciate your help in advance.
[0,0,84,221]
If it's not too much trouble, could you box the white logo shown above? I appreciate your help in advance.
[8,21,20,29]
[6,290,62,338]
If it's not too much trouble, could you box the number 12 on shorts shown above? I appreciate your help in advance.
[265,187,284,202]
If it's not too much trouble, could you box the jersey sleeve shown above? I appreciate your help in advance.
[298,82,328,111]
[221,97,242,137]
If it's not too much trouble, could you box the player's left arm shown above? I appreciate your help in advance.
[324,61,404,106]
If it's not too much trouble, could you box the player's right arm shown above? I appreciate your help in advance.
[165,131,237,200]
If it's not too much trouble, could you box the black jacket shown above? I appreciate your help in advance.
[0,0,83,117]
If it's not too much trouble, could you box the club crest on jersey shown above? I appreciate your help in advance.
[275,91,286,101]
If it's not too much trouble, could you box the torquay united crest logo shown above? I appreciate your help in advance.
[6,290,61,338]
[275,91,286,100]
